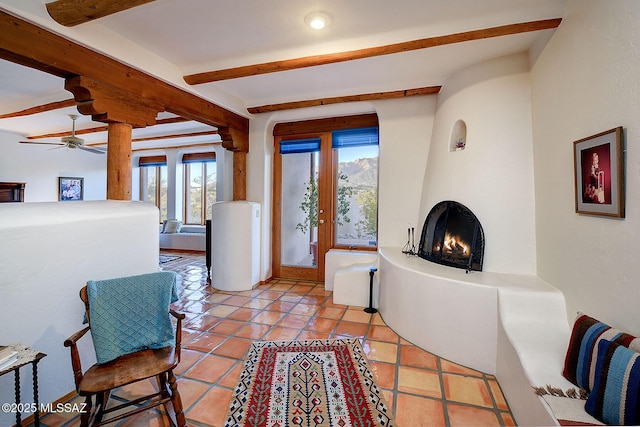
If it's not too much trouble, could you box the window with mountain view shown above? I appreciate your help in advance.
[333,128,379,248]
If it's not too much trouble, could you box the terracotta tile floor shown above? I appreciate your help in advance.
[37,250,516,427]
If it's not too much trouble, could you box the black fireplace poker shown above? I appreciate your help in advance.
[364,267,378,314]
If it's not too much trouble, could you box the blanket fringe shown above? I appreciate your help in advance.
[533,385,588,400]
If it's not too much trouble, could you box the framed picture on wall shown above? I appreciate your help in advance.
[59,177,84,201]
[573,127,624,218]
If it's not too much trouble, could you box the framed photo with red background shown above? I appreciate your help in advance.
[573,127,624,218]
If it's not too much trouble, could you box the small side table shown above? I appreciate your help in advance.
[0,345,47,427]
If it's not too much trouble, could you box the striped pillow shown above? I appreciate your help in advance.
[562,313,640,391]
[585,340,640,426]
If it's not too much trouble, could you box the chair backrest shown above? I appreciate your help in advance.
[84,271,178,364]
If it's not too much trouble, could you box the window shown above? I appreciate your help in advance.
[139,155,168,223]
[332,127,379,248]
[183,152,216,225]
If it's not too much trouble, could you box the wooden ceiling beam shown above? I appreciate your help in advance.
[46,0,156,27]
[89,130,219,146]
[26,116,191,139]
[247,86,441,114]
[273,113,379,137]
[0,11,248,132]
[185,18,562,85]
[132,141,221,153]
[0,98,75,119]
[118,130,218,144]
[66,75,164,127]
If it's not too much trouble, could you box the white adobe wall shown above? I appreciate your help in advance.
[0,201,159,426]
[419,53,537,274]
[531,0,640,332]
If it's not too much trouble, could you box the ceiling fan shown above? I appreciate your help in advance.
[19,115,106,154]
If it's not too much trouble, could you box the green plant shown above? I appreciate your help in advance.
[356,189,378,236]
[296,177,318,234]
[296,172,353,234]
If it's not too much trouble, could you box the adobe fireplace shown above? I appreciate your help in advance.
[418,200,485,272]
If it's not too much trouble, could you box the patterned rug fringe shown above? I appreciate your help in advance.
[533,384,589,400]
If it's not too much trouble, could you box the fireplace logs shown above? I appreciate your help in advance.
[418,201,484,272]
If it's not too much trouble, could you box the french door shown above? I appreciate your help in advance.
[273,133,331,281]
[272,119,380,282]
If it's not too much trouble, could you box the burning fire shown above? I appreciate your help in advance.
[434,233,468,257]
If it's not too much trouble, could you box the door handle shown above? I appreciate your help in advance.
[319,219,325,224]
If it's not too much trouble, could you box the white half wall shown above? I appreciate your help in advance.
[0,201,159,425]
[531,0,640,332]
[419,53,537,274]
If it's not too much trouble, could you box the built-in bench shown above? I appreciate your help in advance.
[326,246,601,426]
[325,249,378,307]
[159,224,206,251]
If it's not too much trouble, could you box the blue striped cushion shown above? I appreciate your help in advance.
[563,313,640,391]
[585,340,640,426]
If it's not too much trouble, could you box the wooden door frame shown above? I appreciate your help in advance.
[272,133,331,281]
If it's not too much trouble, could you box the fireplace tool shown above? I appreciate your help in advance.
[402,227,417,256]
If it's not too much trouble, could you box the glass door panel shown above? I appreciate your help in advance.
[281,151,319,268]
[273,135,329,281]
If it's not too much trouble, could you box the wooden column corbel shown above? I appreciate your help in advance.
[65,76,164,200]
[219,127,249,201]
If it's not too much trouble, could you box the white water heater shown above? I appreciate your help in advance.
[210,201,261,291]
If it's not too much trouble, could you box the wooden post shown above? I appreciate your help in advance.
[106,122,133,200]
[233,151,247,201]
[219,127,249,201]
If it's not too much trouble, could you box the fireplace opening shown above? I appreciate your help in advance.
[418,201,485,271]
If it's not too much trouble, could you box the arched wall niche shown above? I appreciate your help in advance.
[450,119,467,151]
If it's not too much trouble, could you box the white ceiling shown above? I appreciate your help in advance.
[0,0,566,149]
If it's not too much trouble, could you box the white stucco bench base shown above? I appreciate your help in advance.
[324,249,379,307]
[333,263,379,308]
[377,247,601,426]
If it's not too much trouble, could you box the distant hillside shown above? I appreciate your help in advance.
[338,157,378,190]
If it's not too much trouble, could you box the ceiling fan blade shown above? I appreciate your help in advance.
[19,140,65,146]
[78,145,106,154]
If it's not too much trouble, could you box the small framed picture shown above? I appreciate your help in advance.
[59,177,84,201]
[573,127,624,218]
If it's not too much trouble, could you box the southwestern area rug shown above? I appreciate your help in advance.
[159,255,181,264]
[224,338,396,427]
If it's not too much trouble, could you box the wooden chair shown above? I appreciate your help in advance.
[64,284,187,426]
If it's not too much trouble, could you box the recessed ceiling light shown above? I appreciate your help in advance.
[305,12,330,30]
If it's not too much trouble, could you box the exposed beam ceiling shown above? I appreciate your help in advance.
[0,0,567,150]
[0,11,248,132]
[247,86,442,114]
[184,18,562,85]
[0,98,75,119]
[26,116,191,139]
[46,0,156,27]
[91,130,220,147]
[132,141,221,153]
